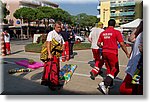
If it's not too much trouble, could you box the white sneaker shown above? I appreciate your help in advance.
[60,57,62,62]
[98,82,108,95]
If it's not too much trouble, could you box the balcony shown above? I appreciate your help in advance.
[110,1,135,7]
[97,15,101,18]
[111,11,135,17]
[119,12,135,16]
[20,0,41,6]
[110,9,116,13]
[123,2,135,6]
[97,6,100,10]
[110,13,118,17]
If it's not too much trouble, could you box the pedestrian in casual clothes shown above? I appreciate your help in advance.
[88,22,105,80]
[120,21,143,95]
[60,25,70,62]
[41,21,65,91]
[97,19,129,94]
[68,26,75,58]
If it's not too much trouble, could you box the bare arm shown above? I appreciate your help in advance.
[128,29,136,43]
[97,42,102,48]
[128,21,143,43]
[46,41,53,59]
[62,44,65,51]
[88,37,92,43]
[138,44,143,53]
[120,42,130,58]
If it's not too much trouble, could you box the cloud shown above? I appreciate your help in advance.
[49,0,98,4]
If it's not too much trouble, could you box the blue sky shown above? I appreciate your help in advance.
[49,0,99,16]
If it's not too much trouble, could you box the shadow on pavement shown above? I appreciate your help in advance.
[2,58,102,95]
[11,50,24,55]
[88,60,107,77]
[73,52,78,57]
[87,60,124,95]
[88,60,95,68]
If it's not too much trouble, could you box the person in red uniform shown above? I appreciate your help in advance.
[3,30,11,55]
[97,19,130,94]
[60,25,70,62]
[88,22,104,80]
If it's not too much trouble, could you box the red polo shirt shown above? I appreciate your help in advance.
[98,27,124,54]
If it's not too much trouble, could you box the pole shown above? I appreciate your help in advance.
[21,18,23,39]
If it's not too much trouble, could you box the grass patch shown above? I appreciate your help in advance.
[25,43,91,53]
[73,43,91,50]
[25,43,42,53]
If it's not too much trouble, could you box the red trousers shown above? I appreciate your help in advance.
[5,42,11,54]
[42,56,60,86]
[119,74,143,95]
[90,49,104,75]
[102,52,119,78]
[62,41,70,62]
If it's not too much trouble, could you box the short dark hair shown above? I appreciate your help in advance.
[108,19,116,27]
[55,21,62,26]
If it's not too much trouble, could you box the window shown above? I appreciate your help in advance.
[118,1,121,3]
[120,9,123,12]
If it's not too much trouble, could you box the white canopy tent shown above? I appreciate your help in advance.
[120,18,142,28]
[119,18,142,45]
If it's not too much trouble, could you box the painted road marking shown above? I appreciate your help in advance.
[4,60,123,82]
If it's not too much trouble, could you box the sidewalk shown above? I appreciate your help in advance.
[2,40,130,95]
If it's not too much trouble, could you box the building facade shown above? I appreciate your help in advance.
[100,0,110,27]
[1,0,58,26]
[98,0,143,27]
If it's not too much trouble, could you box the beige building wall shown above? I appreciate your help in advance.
[7,0,20,26]
[114,8,120,26]
[100,1,110,27]
[1,0,20,26]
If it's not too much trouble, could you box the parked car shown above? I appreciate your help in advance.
[75,35,85,42]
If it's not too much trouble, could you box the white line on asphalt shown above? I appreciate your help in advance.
[69,60,127,67]
[11,53,127,67]
[3,61,16,64]
[74,72,90,77]
[73,72,123,82]
[4,58,127,68]
[4,60,123,82]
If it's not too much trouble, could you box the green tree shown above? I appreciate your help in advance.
[54,8,72,24]
[70,13,98,35]
[34,8,44,30]
[0,0,10,23]
[36,6,55,32]
[37,6,55,19]
[21,8,36,22]
[14,7,37,23]
[13,7,37,38]
[35,7,72,31]
[75,13,98,27]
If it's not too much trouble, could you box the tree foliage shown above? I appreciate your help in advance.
[72,13,98,27]
[13,6,97,28]
[36,6,55,19]
[13,7,36,22]
[54,8,72,23]
[0,0,10,21]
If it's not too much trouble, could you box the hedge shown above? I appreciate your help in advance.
[25,43,91,53]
